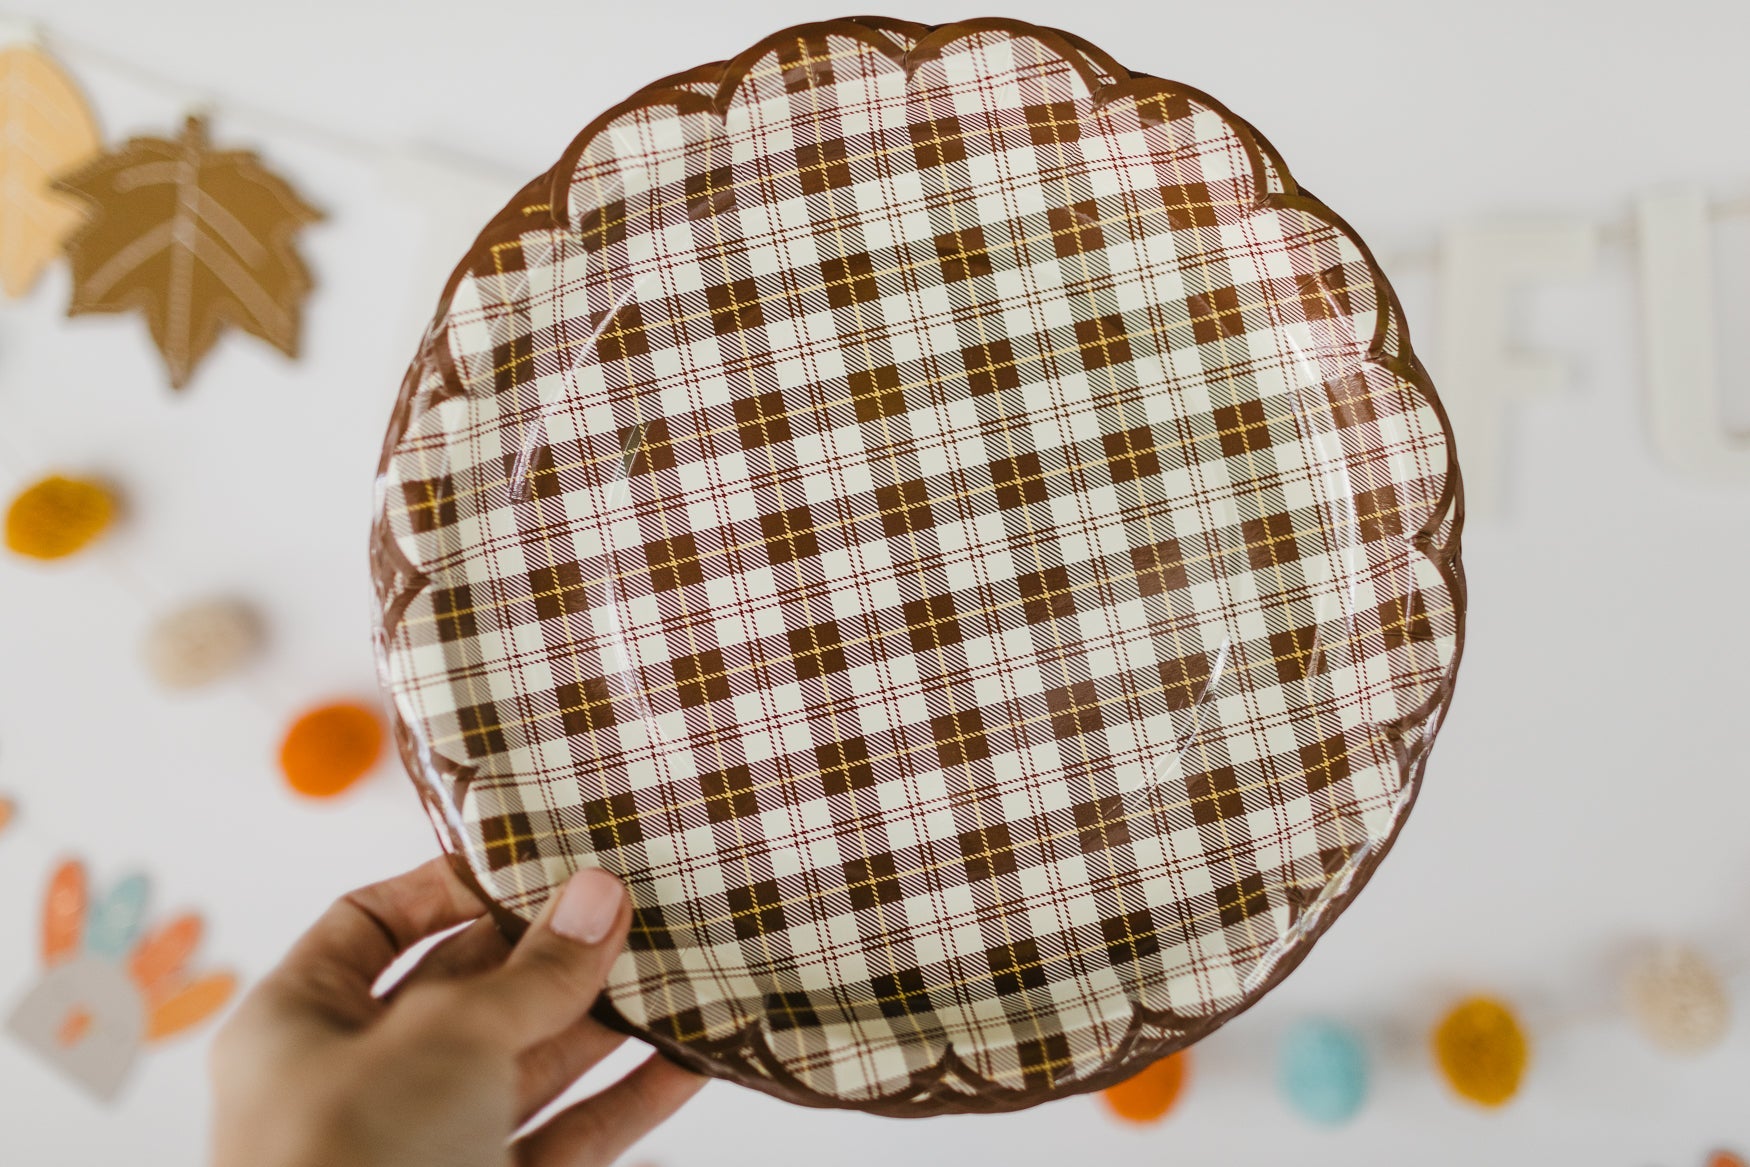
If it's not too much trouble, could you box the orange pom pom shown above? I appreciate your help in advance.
[1433,996,1528,1108]
[1101,1050,1189,1124]
[5,475,115,560]
[279,701,385,798]
[1709,1151,1746,1167]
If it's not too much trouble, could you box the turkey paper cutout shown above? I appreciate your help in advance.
[54,116,321,389]
[5,859,236,1102]
[0,44,101,297]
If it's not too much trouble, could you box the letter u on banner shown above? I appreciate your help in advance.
[1636,187,1750,484]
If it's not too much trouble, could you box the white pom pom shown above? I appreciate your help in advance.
[1625,945,1731,1054]
[143,599,262,689]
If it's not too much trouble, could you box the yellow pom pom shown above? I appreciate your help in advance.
[4,475,116,560]
[1432,996,1527,1108]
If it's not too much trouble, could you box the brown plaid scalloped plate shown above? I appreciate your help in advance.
[372,16,1464,1115]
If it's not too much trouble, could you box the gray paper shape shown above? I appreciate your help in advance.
[6,955,146,1103]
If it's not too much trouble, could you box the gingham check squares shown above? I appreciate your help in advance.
[373,18,1461,1111]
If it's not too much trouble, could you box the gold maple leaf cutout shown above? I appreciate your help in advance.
[0,44,102,298]
[55,116,321,388]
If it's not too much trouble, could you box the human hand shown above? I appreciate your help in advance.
[211,858,702,1167]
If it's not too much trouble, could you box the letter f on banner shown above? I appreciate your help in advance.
[1436,221,1598,518]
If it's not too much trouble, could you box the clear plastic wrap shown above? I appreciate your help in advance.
[371,17,1462,1115]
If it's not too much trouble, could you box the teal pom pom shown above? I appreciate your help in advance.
[1280,1019,1368,1125]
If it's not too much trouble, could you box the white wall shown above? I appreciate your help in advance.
[1,1,1746,1162]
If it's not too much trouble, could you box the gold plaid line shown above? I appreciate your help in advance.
[1026,100,1077,142]
[1182,288,1256,339]
[423,344,1194,529]
[600,830,1384,1066]
[1031,80,1275,1006]
[793,40,1134,1069]
[1266,627,1323,680]
[436,642,1346,833]
[783,54,984,1064]
[508,292,672,914]
[1189,270,1364,969]
[445,223,1337,452]
[398,479,457,527]
[616,859,1337,1028]
[1213,408,1269,451]
[1037,871,1311,972]
[497,793,1365,984]
[486,818,539,856]
[409,509,1430,779]
[650,74,868,1007]
[752,35,840,90]
[407,540,1207,714]
[511,769,1393,1007]
[464,327,562,393]
[412,330,1265,550]
[938,39,1137,1080]
[551,121,1231,290]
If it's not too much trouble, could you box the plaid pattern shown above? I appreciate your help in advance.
[374,20,1460,1111]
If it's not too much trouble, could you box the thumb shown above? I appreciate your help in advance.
[441,868,629,1051]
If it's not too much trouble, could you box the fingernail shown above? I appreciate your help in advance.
[549,868,625,945]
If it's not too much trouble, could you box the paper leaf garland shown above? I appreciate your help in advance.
[0,45,101,297]
[53,115,321,389]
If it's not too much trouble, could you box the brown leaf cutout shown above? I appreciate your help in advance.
[0,45,101,297]
[54,116,321,388]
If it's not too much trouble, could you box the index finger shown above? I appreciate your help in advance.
[263,857,488,1027]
